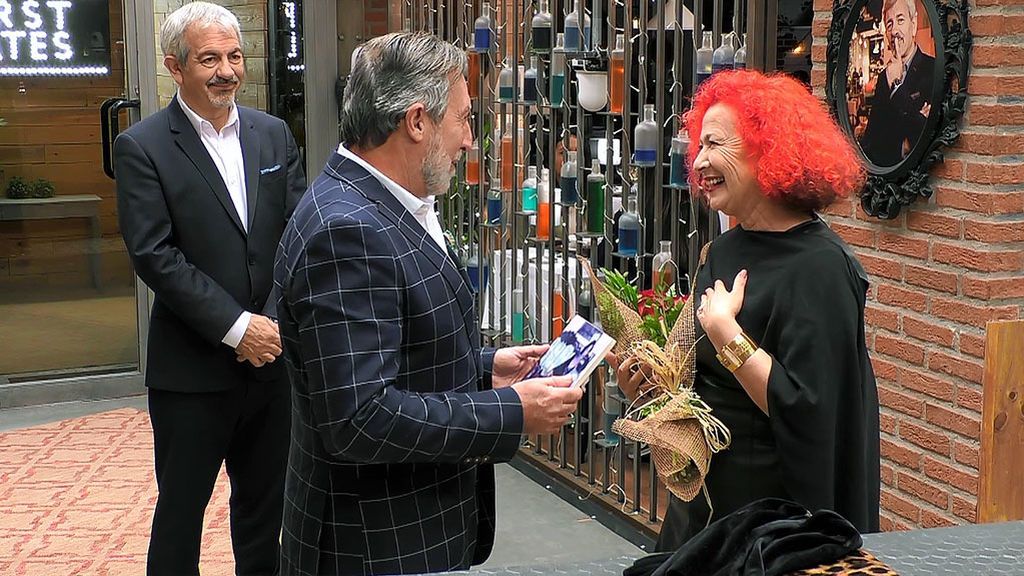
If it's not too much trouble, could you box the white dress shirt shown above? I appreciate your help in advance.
[178,93,251,348]
[336,144,447,252]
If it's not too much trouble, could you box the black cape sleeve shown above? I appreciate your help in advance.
[764,246,880,533]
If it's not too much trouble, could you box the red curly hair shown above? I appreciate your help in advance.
[683,70,866,212]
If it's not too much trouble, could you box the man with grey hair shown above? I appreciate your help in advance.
[275,32,583,574]
[859,0,935,166]
[114,2,305,574]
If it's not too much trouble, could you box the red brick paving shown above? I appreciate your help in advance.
[0,408,235,575]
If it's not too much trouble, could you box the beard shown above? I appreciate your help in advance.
[206,77,240,109]
[422,133,456,197]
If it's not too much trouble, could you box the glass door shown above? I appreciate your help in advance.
[0,0,154,388]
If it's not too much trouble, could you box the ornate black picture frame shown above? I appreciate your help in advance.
[826,0,972,219]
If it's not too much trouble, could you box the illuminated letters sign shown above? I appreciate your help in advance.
[282,1,302,72]
[0,0,111,76]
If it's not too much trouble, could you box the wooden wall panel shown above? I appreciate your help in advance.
[0,2,125,289]
[978,320,1024,523]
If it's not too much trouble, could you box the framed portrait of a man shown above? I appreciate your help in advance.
[826,0,972,219]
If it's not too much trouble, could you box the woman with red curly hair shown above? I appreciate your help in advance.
[616,70,880,550]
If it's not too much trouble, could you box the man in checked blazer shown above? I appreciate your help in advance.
[114,3,305,574]
[275,32,584,575]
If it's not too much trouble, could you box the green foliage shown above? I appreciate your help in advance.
[6,176,30,199]
[30,179,55,198]
[637,395,670,419]
[637,285,686,347]
[600,268,638,310]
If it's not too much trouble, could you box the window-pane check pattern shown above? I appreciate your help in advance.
[275,153,525,575]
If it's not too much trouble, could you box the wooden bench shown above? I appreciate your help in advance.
[0,195,103,289]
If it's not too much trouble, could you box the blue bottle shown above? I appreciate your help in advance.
[617,191,640,256]
[474,2,494,53]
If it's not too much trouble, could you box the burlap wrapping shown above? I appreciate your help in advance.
[612,395,711,501]
[579,258,648,356]
[581,252,727,503]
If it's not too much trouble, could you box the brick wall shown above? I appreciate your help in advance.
[812,0,1024,530]
[155,0,269,111]
[365,0,391,38]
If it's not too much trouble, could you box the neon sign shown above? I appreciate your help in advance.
[0,0,111,76]
[282,1,302,73]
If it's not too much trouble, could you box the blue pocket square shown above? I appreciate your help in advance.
[260,164,281,175]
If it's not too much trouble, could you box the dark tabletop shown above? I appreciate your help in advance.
[453,521,1024,575]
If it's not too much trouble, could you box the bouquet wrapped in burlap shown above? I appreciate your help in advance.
[580,258,730,502]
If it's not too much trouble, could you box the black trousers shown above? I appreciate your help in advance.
[147,377,290,576]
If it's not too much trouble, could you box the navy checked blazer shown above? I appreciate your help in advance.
[275,152,526,575]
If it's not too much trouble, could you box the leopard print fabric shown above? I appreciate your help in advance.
[788,549,899,575]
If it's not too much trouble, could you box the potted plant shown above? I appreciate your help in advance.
[6,176,31,199]
[30,179,55,198]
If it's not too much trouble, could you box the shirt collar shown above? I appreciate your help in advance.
[336,143,435,217]
[176,90,239,135]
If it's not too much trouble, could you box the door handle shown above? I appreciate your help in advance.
[101,97,141,179]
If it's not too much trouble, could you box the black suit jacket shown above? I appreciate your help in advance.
[859,48,935,168]
[114,97,306,392]
[275,152,524,575]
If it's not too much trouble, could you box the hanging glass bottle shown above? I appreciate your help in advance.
[696,31,714,87]
[474,2,494,54]
[466,139,480,186]
[585,159,605,234]
[603,376,621,445]
[531,0,553,53]
[466,248,481,291]
[651,240,677,292]
[467,51,481,99]
[734,33,747,69]
[522,165,538,212]
[550,34,566,107]
[560,150,578,205]
[609,33,625,115]
[512,288,525,342]
[617,190,640,257]
[712,32,735,74]
[633,104,658,167]
[564,0,590,52]
[523,56,539,104]
[537,168,551,240]
[669,131,689,188]
[487,178,502,224]
[498,61,515,102]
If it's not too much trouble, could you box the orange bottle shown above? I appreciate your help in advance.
[536,168,551,239]
[467,52,481,99]
[466,140,480,185]
[552,292,565,334]
[610,33,625,115]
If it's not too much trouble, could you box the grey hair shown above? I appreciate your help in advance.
[160,2,242,64]
[341,32,467,149]
[883,0,917,21]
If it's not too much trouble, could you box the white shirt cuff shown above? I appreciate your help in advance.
[222,311,252,349]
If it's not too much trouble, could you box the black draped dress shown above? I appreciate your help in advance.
[656,217,881,550]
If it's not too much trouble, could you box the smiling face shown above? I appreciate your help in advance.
[165,24,245,118]
[421,74,474,196]
[692,103,761,217]
[884,0,918,62]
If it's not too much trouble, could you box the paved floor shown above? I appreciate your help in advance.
[0,397,642,573]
